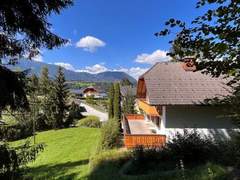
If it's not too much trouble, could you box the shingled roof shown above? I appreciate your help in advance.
[138,62,231,105]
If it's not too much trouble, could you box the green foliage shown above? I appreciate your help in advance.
[129,130,240,176]
[39,66,54,128]
[0,1,72,178]
[120,78,132,86]
[0,0,72,62]
[166,130,217,165]
[0,112,34,141]
[35,114,50,131]
[38,66,71,129]
[214,133,240,168]
[39,67,51,95]
[67,102,83,120]
[71,82,96,89]
[89,149,230,180]
[0,141,44,178]
[0,66,29,111]
[113,83,121,120]
[99,119,120,150]
[51,66,69,128]
[122,89,136,114]
[77,116,101,128]
[28,74,39,96]
[0,124,32,141]
[156,0,240,79]
[0,0,72,112]
[86,95,96,105]
[108,84,114,119]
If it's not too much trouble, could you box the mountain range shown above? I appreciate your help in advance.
[6,60,137,84]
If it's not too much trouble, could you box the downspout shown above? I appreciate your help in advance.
[161,106,166,135]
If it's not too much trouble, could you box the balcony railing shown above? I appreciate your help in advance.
[122,114,166,148]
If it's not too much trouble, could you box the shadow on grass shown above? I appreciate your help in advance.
[23,159,89,179]
[86,157,232,180]
[87,158,128,180]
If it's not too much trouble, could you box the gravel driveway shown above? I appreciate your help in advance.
[75,100,108,122]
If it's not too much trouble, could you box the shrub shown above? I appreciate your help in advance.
[98,119,120,150]
[0,120,33,141]
[166,129,217,165]
[214,133,240,167]
[77,116,101,128]
[86,95,95,105]
[64,102,83,128]
[35,114,51,131]
[68,102,83,120]
[0,141,44,178]
[130,130,218,173]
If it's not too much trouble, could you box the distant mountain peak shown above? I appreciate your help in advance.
[6,60,137,84]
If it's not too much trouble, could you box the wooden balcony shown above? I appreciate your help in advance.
[122,114,166,148]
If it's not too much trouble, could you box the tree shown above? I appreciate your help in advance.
[28,74,39,96]
[0,0,73,111]
[121,78,132,86]
[39,67,51,95]
[0,67,29,112]
[39,67,53,128]
[156,0,240,80]
[113,83,121,120]
[108,84,114,119]
[122,89,136,114]
[0,1,72,177]
[155,0,240,126]
[51,66,69,128]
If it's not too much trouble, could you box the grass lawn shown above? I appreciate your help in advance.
[11,127,233,180]
[12,127,100,179]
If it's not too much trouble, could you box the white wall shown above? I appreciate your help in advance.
[165,105,237,141]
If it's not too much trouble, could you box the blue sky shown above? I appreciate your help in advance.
[35,0,206,78]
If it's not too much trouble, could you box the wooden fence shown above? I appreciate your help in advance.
[124,134,166,148]
[122,114,166,148]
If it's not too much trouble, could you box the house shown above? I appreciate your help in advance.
[83,86,98,98]
[122,58,237,148]
[70,89,84,98]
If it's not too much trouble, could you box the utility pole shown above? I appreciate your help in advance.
[29,99,37,145]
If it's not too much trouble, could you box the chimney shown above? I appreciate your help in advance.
[181,56,196,71]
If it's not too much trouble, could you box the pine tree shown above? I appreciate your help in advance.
[28,74,39,97]
[113,83,121,120]
[52,66,69,128]
[122,88,136,114]
[108,84,114,119]
[120,78,132,86]
[39,67,51,95]
[39,66,53,128]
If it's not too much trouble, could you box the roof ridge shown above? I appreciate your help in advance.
[139,62,163,79]
[138,61,182,79]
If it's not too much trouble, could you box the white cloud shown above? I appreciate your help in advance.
[64,39,72,47]
[76,36,106,52]
[54,62,75,71]
[135,49,170,64]
[76,64,108,74]
[32,54,43,62]
[77,64,148,79]
[24,48,43,62]
[53,62,148,79]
